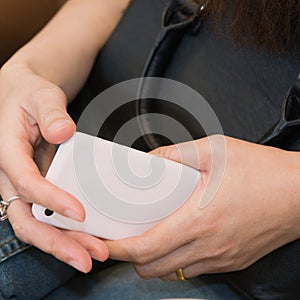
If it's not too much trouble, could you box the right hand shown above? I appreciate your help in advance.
[0,63,109,272]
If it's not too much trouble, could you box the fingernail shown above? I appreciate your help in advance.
[68,260,87,273]
[89,250,107,262]
[64,209,84,222]
[48,119,70,131]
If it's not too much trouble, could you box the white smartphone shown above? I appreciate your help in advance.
[32,132,200,239]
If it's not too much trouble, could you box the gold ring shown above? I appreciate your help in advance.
[176,268,186,281]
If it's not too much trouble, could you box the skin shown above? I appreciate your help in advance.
[105,137,300,281]
[0,0,299,281]
[0,0,131,273]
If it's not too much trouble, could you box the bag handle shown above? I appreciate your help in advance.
[137,0,203,149]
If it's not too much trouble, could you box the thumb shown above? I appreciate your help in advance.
[28,86,76,144]
[149,135,225,171]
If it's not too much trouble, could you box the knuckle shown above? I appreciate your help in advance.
[40,109,54,124]
[151,143,183,163]
[209,134,227,156]
[32,86,66,106]
[232,262,246,272]
[160,276,171,282]
[132,239,154,264]
[31,87,67,122]
[134,264,152,280]
[154,145,174,160]
[230,254,253,271]
[14,177,30,199]
[48,236,60,259]
[165,146,179,162]
[210,245,228,260]
[210,245,245,272]
[12,221,31,244]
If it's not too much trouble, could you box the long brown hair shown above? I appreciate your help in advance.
[193,0,300,53]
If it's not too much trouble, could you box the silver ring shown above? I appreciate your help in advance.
[0,195,22,221]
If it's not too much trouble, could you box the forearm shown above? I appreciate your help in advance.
[2,0,131,101]
[280,150,300,240]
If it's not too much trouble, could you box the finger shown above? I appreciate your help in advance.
[106,187,203,263]
[0,178,92,273]
[62,230,109,262]
[159,263,204,281]
[0,159,85,222]
[133,238,206,280]
[149,139,208,170]
[1,172,107,267]
[22,85,76,144]
[105,221,190,264]
[150,136,227,210]
[160,260,229,281]
[150,135,226,171]
[8,201,92,273]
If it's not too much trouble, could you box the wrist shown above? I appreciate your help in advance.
[1,54,74,103]
[1,58,32,77]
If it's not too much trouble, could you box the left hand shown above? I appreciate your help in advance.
[105,135,300,281]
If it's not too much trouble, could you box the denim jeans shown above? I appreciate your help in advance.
[0,220,242,300]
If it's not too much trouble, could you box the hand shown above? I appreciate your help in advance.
[0,64,108,272]
[105,135,300,280]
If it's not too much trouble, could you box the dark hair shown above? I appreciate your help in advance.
[193,0,300,53]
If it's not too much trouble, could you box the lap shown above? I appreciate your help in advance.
[0,218,241,300]
[45,262,242,300]
[0,219,77,300]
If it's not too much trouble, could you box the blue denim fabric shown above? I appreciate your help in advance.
[0,221,29,264]
[0,219,78,300]
[0,220,242,300]
[45,262,242,300]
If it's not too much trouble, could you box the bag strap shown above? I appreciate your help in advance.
[137,0,203,149]
[141,0,201,78]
